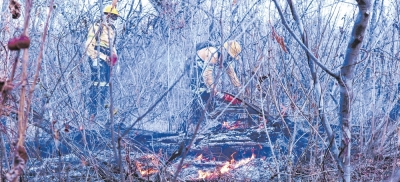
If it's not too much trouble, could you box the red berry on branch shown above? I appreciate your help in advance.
[16,35,30,49]
[7,37,20,50]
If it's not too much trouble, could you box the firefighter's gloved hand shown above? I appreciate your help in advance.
[110,54,118,66]
[215,92,242,106]
[226,94,242,105]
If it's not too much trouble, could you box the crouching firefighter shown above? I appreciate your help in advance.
[189,40,243,122]
[85,5,119,117]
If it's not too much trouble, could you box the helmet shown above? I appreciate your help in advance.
[103,5,119,16]
[224,40,241,60]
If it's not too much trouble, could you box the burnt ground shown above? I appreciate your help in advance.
[14,105,400,181]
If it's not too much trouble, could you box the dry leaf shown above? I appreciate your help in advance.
[271,26,288,53]
[9,0,21,19]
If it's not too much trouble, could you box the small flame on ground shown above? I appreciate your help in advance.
[222,121,229,129]
[230,152,236,164]
[198,170,215,179]
[195,154,203,161]
[135,161,158,177]
[134,154,160,177]
[233,153,255,169]
[197,153,256,179]
[222,121,241,130]
[220,161,231,174]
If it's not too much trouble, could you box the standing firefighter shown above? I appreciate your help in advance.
[85,5,119,117]
[189,40,243,122]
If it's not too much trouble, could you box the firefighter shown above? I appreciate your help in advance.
[189,40,243,121]
[196,40,242,104]
[85,5,119,117]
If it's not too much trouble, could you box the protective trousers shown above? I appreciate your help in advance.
[88,58,110,117]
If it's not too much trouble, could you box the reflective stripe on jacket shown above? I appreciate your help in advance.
[85,21,117,62]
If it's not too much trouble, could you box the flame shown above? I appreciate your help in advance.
[134,154,160,177]
[231,121,241,129]
[222,121,241,130]
[198,170,215,179]
[222,121,229,129]
[230,152,236,164]
[195,154,203,161]
[135,161,158,177]
[220,161,231,174]
[233,153,255,169]
[139,168,158,176]
[141,169,158,176]
[197,153,256,179]
[258,123,264,129]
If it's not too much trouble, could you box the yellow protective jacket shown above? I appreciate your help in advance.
[85,21,117,62]
[196,46,241,89]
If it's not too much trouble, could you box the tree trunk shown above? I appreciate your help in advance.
[338,1,372,181]
[286,0,341,174]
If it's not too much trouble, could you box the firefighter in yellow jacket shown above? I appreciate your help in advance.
[85,5,119,117]
[197,41,242,92]
[190,40,243,114]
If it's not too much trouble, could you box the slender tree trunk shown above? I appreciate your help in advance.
[338,1,372,181]
[286,0,341,174]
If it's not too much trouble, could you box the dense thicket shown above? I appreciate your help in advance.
[0,0,399,181]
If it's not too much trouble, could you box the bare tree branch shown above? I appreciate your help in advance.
[271,0,339,79]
